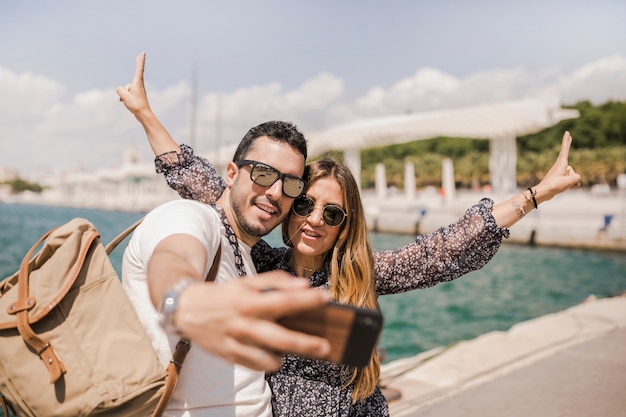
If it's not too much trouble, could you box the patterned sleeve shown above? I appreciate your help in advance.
[154,144,226,204]
[374,198,510,295]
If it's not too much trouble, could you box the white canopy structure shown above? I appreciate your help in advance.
[201,95,579,195]
[306,95,579,194]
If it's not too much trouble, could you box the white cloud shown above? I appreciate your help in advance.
[552,55,626,105]
[188,73,344,150]
[324,55,626,126]
[0,68,67,174]
[284,73,344,110]
[2,54,626,177]
[0,68,64,119]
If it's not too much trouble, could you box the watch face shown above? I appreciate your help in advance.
[158,279,196,333]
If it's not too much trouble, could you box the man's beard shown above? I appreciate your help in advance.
[230,189,282,238]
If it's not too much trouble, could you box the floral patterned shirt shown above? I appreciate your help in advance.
[154,144,509,417]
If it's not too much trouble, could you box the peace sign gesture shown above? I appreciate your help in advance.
[116,52,151,118]
[536,131,582,204]
[117,52,179,155]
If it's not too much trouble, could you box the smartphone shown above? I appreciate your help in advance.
[277,301,383,368]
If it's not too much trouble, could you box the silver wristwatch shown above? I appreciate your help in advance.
[158,279,196,334]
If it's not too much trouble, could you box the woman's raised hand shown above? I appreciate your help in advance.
[535,131,582,204]
[116,52,150,118]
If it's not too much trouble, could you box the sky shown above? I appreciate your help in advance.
[1,0,626,178]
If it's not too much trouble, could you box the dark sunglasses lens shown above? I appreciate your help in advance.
[250,164,278,186]
[251,163,303,198]
[323,206,346,226]
[283,178,305,198]
[293,197,314,216]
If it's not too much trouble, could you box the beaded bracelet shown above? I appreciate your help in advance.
[526,187,538,209]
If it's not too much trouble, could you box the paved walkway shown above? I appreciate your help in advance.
[380,294,626,417]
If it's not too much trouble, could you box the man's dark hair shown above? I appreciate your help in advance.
[232,121,308,162]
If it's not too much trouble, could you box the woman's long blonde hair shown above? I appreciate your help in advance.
[283,157,380,403]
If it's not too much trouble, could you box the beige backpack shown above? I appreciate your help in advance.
[0,217,220,417]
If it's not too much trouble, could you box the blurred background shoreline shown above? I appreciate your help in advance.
[1,203,625,365]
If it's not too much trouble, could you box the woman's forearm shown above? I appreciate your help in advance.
[134,108,181,156]
[491,187,537,228]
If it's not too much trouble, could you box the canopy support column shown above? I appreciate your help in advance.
[344,148,361,192]
[404,161,415,199]
[442,158,456,202]
[490,136,517,194]
[375,163,387,199]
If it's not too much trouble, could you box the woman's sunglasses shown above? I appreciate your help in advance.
[236,160,305,198]
[292,196,347,227]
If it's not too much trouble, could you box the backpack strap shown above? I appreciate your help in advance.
[104,217,144,254]
[9,226,91,383]
[151,244,222,417]
[1,393,16,417]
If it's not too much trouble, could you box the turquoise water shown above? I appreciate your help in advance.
[2,203,625,364]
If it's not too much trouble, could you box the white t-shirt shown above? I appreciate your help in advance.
[122,199,272,417]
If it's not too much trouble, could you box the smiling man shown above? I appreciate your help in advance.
[119,53,331,417]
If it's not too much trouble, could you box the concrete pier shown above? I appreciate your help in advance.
[363,189,626,252]
[380,293,626,416]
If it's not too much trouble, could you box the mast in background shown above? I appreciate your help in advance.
[215,93,222,152]
[189,52,198,149]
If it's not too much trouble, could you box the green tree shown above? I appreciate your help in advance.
[6,178,44,193]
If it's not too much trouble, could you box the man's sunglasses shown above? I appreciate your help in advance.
[235,160,305,198]
[292,196,347,227]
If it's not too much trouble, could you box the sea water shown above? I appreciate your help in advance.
[2,203,625,363]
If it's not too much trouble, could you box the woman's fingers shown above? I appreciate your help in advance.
[133,52,146,86]
[558,131,573,162]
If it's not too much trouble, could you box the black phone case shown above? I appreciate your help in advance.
[277,302,383,368]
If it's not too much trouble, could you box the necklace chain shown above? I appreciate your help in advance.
[293,261,318,273]
[212,204,246,277]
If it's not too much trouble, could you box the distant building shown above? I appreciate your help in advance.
[14,145,179,212]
